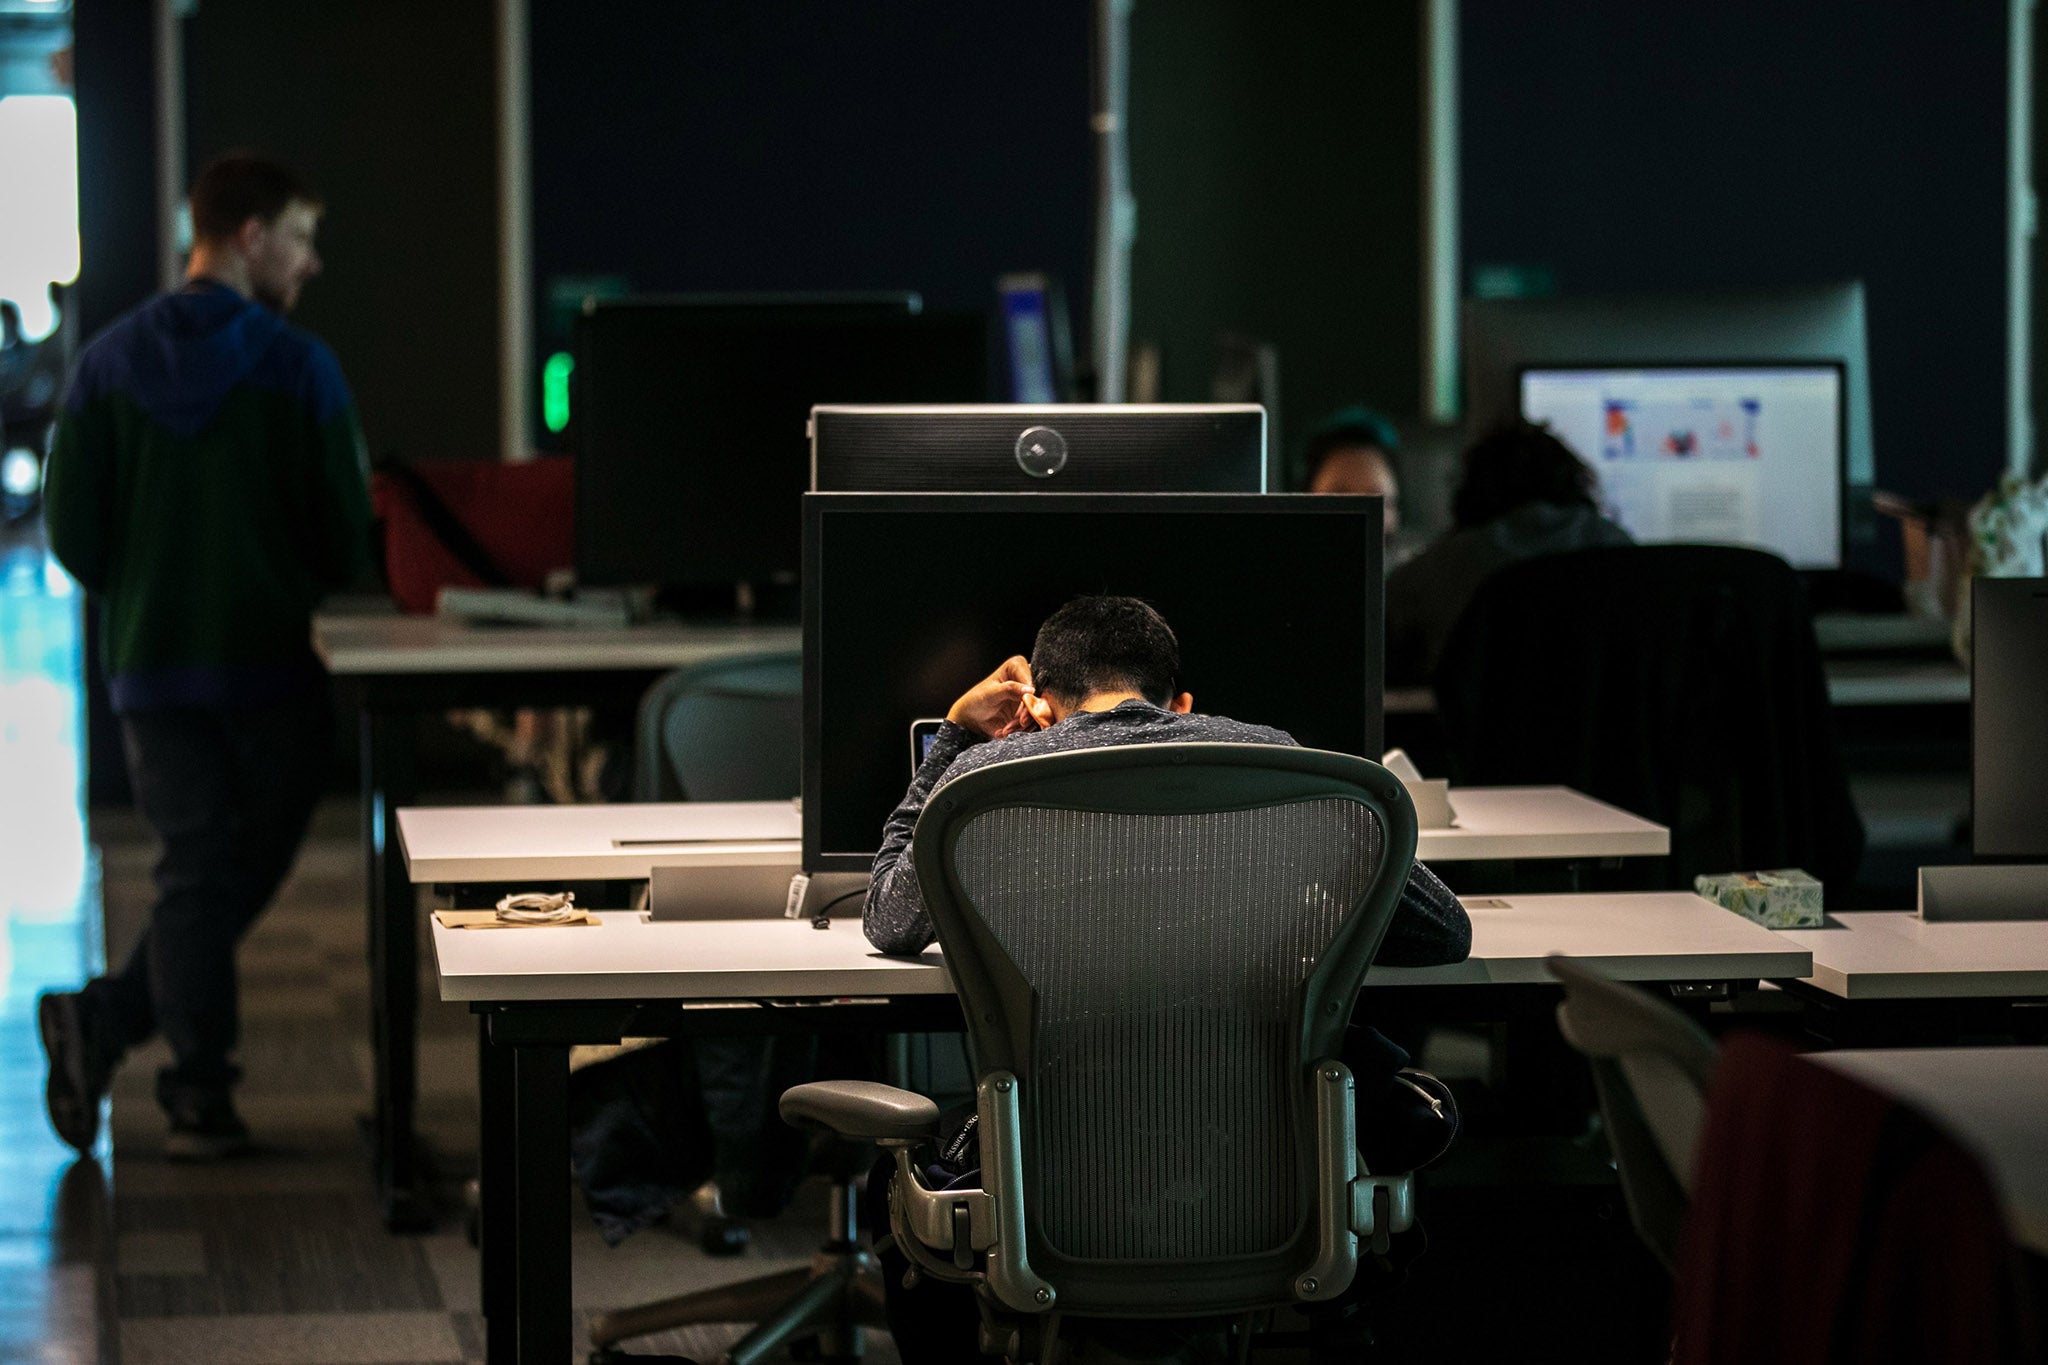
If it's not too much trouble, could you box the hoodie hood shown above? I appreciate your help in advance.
[81,281,287,439]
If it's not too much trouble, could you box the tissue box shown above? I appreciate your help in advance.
[1693,868,1824,929]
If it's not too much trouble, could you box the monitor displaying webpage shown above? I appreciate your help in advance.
[1519,364,1844,569]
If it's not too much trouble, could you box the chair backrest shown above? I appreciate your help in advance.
[911,743,1417,1316]
[1670,1033,2045,1363]
[370,455,574,613]
[1549,954,1719,1272]
[1433,544,1864,888]
[633,652,801,802]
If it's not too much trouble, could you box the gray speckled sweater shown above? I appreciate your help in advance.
[863,699,1472,965]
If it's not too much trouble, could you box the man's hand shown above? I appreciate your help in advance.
[945,656,1044,739]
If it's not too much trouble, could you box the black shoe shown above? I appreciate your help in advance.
[161,1088,252,1162]
[38,991,118,1154]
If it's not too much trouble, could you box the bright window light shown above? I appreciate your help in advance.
[0,94,80,343]
[1,448,40,498]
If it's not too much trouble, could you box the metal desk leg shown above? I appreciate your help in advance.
[508,1038,571,1365]
[478,1014,518,1356]
[363,704,429,1231]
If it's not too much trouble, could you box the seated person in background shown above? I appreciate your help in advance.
[1384,420,1632,685]
[1305,405,1404,538]
[863,595,1470,1359]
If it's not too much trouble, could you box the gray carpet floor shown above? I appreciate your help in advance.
[98,796,898,1365]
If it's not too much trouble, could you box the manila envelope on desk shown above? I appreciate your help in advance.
[432,909,601,930]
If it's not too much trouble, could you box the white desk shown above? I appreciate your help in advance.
[1778,912,2048,1001]
[1418,786,1667,861]
[431,892,1807,1003]
[1811,612,1955,654]
[313,613,800,675]
[313,609,799,1229]
[400,800,802,883]
[397,785,1669,885]
[1385,659,1971,713]
[1813,1047,2048,1255]
[1823,658,1970,707]
[438,888,1803,1365]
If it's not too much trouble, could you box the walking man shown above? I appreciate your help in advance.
[40,152,370,1158]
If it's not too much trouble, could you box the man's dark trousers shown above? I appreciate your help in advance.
[83,685,330,1102]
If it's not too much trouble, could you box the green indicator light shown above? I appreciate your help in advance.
[542,351,574,433]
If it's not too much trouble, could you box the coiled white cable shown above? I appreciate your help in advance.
[494,890,578,924]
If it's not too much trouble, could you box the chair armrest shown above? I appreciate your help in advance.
[779,1080,941,1143]
[1349,1173,1415,1254]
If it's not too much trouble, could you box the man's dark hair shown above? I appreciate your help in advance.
[1030,595,1180,706]
[1303,406,1402,488]
[189,152,321,244]
[1450,420,1601,529]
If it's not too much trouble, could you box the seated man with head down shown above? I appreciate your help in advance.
[860,595,1471,1359]
[866,593,1469,970]
[865,594,1469,1118]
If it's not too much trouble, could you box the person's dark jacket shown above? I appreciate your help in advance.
[44,279,370,711]
[863,699,1471,966]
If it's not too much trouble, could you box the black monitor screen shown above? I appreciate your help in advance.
[575,306,989,588]
[803,493,1384,873]
[1972,576,2048,859]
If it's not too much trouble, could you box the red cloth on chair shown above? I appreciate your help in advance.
[1672,1033,2042,1365]
[370,456,574,613]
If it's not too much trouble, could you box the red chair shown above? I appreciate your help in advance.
[370,456,574,613]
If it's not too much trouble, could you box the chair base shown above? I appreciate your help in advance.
[587,1180,889,1365]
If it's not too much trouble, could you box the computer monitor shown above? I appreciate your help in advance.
[1972,577,2048,859]
[807,404,1267,492]
[1518,362,1847,569]
[1464,283,1875,490]
[574,301,989,590]
[801,492,1383,874]
[995,272,1074,403]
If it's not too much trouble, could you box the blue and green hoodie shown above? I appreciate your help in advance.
[44,280,372,711]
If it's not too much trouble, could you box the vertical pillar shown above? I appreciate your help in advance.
[498,0,533,464]
[1091,0,1134,403]
[1420,0,1460,425]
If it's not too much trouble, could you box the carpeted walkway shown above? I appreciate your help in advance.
[98,796,895,1365]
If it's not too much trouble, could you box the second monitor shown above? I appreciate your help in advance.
[576,302,990,593]
[1519,361,1846,569]
[802,492,1384,874]
[809,404,1268,492]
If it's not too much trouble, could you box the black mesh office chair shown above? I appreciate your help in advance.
[633,652,802,802]
[1548,954,1719,1272]
[781,743,1421,1362]
[1433,545,1864,890]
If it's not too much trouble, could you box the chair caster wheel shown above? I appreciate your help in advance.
[697,1214,751,1257]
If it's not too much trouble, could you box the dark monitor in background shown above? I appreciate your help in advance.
[801,492,1384,874]
[1971,577,2048,859]
[574,299,990,591]
[1464,283,1875,493]
[1519,362,1847,569]
[808,404,1267,492]
[996,272,1074,403]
